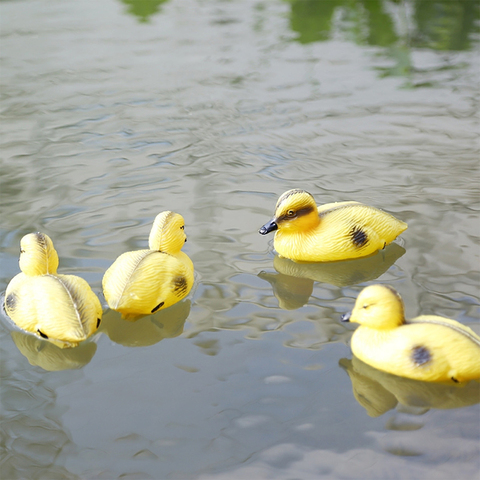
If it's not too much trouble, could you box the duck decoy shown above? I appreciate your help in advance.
[102,211,194,319]
[342,284,480,383]
[259,189,407,262]
[5,232,102,348]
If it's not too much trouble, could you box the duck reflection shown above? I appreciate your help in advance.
[100,299,191,347]
[259,243,405,309]
[11,331,97,371]
[340,355,480,418]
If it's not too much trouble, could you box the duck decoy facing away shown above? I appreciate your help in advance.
[342,285,480,383]
[5,233,102,348]
[102,211,194,319]
[259,189,407,262]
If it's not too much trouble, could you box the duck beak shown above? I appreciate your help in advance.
[341,312,351,323]
[259,218,278,235]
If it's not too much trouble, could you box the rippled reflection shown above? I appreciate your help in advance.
[287,0,397,45]
[287,0,478,50]
[286,0,479,82]
[340,355,480,418]
[120,0,169,23]
[414,0,479,50]
[11,331,97,371]
[101,299,191,347]
[259,243,405,309]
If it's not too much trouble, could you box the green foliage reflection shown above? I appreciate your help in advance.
[286,0,479,51]
[285,0,479,82]
[121,0,169,23]
[288,0,339,43]
[414,0,479,50]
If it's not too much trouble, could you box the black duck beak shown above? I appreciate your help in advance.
[259,219,278,235]
[341,312,351,323]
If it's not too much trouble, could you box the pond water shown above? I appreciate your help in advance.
[1,0,479,479]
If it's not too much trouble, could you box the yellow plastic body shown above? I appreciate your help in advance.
[102,211,194,318]
[347,285,480,383]
[5,233,102,348]
[262,190,407,262]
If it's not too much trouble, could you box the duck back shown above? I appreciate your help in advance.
[351,318,480,383]
[5,273,101,344]
[103,249,193,316]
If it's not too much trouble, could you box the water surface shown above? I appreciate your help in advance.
[1,1,479,479]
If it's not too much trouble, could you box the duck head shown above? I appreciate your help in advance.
[259,189,319,235]
[341,284,405,329]
[19,232,59,276]
[148,211,187,254]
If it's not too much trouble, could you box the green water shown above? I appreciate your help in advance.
[1,1,479,478]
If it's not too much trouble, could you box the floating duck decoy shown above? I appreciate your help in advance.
[259,189,407,262]
[342,285,480,383]
[102,211,194,319]
[4,233,102,348]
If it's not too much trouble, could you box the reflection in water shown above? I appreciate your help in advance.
[120,0,169,23]
[287,0,478,50]
[340,356,480,418]
[414,0,480,51]
[287,0,399,46]
[1,328,82,478]
[259,243,405,309]
[258,271,313,310]
[287,0,340,43]
[286,0,479,81]
[101,299,191,347]
[11,331,97,371]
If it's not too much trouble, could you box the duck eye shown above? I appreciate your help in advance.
[362,304,369,309]
[287,210,295,217]
[180,225,185,230]
[20,249,25,254]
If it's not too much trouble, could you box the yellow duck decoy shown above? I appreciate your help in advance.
[4,233,102,348]
[259,189,407,262]
[102,211,194,319]
[341,285,480,383]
